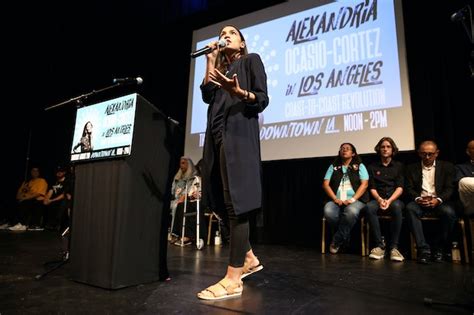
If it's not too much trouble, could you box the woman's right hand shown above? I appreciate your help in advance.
[205,40,221,61]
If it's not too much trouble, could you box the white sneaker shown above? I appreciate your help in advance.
[0,223,11,229]
[390,248,405,262]
[8,223,27,231]
[369,247,385,260]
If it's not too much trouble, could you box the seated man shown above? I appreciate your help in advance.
[43,165,71,232]
[5,166,47,231]
[405,140,457,264]
[455,139,474,215]
[366,137,405,262]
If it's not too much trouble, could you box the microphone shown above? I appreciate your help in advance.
[167,117,179,125]
[451,6,468,22]
[113,77,143,85]
[190,39,227,59]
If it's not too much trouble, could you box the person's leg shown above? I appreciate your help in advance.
[58,201,70,233]
[4,205,17,226]
[22,199,36,227]
[16,200,29,226]
[459,177,474,215]
[169,204,177,237]
[29,200,44,229]
[332,200,364,247]
[48,203,61,230]
[366,200,386,259]
[197,143,246,299]
[184,202,198,241]
[433,203,457,251]
[220,144,251,277]
[172,203,184,236]
[387,200,404,249]
[323,201,340,243]
[405,201,430,253]
[7,201,29,230]
[366,200,383,248]
[198,204,208,243]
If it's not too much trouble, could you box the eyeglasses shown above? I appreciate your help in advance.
[340,147,353,152]
[419,152,437,157]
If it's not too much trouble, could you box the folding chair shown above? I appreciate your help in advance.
[205,211,222,245]
[321,216,367,256]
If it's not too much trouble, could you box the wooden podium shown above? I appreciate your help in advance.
[69,94,176,289]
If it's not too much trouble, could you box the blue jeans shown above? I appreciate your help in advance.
[324,200,365,247]
[366,199,404,249]
[406,201,457,253]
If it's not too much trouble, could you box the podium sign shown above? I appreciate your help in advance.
[71,93,138,162]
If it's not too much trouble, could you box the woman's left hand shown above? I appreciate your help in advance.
[209,69,241,97]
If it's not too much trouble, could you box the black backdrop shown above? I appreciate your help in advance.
[4,0,473,247]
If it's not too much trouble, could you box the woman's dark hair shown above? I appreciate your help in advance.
[332,142,362,166]
[82,121,93,137]
[374,137,399,156]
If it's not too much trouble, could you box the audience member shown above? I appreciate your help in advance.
[169,157,197,244]
[405,140,457,264]
[196,24,268,300]
[322,143,369,254]
[43,165,71,232]
[455,139,474,215]
[366,137,405,261]
[3,166,47,231]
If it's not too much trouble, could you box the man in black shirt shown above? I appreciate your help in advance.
[405,140,456,264]
[43,165,71,232]
[366,137,405,261]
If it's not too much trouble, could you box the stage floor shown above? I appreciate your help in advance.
[1,231,473,314]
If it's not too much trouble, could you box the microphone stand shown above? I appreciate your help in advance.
[23,128,32,182]
[51,81,182,129]
[423,297,473,312]
[44,82,122,111]
[151,106,182,130]
[459,5,473,44]
[35,227,71,280]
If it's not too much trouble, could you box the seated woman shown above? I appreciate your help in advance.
[169,157,206,245]
[322,143,369,254]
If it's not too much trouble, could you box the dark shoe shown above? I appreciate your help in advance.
[444,251,452,262]
[433,250,444,263]
[417,252,431,264]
